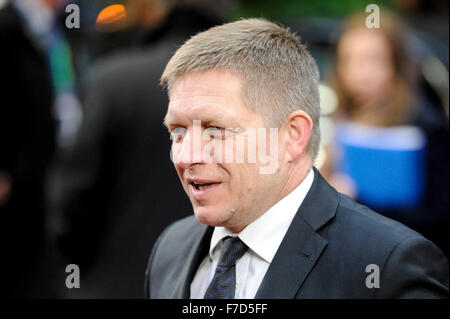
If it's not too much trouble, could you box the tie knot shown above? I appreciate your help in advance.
[217,236,248,268]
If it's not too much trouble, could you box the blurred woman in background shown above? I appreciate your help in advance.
[321,11,449,256]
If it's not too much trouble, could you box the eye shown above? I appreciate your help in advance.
[208,126,223,132]
[205,126,225,139]
[169,127,186,143]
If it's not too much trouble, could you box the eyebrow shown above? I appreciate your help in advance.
[163,106,240,130]
[163,111,184,129]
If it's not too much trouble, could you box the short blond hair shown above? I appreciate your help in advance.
[161,18,321,159]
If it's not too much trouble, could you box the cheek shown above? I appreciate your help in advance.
[222,163,251,199]
[174,164,184,181]
[174,165,191,196]
[237,164,261,202]
[339,65,359,92]
[377,64,395,86]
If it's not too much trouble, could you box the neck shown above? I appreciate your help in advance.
[279,156,313,200]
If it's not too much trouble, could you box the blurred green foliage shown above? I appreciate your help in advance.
[231,0,395,21]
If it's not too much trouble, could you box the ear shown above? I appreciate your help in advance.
[285,110,313,162]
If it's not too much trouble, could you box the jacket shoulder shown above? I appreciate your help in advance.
[148,215,205,265]
[159,215,206,244]
[145,215,208,298]
[312,193,448,298]
[336,194,422,241]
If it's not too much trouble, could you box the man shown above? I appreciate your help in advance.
[145,18,448,298]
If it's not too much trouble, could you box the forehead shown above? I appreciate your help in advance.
[339,28,390,55]
[171,69,241,99]
[165,70,251,124]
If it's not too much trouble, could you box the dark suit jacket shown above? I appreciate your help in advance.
[145,168,449,298]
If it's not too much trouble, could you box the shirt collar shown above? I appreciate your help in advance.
[209,168,315,263]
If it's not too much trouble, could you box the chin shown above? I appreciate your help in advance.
[193,206,229,227]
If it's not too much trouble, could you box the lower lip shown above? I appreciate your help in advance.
[190,183,221,201]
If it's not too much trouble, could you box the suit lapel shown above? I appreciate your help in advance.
[171,225,214,298]
[255,168,339,298]
[255,217,328,298]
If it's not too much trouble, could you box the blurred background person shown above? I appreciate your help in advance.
[320,11,449,256]
[0,0,80,298]
[49,0,232,298]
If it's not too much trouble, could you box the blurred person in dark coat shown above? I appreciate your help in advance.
[0,0,59,298]
[50,0,228,298]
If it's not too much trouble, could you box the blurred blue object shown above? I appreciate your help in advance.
[336,123,427,210]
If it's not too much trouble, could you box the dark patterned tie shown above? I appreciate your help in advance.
[204,236,248,299]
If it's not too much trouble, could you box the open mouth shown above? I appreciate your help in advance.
[192,182,216,191]
[186,177,221,198]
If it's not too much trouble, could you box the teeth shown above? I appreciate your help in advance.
[195,184,211,190]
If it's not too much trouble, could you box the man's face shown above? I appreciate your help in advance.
[164,70,284,233]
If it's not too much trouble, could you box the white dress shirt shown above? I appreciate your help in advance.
[190,168,315,299]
